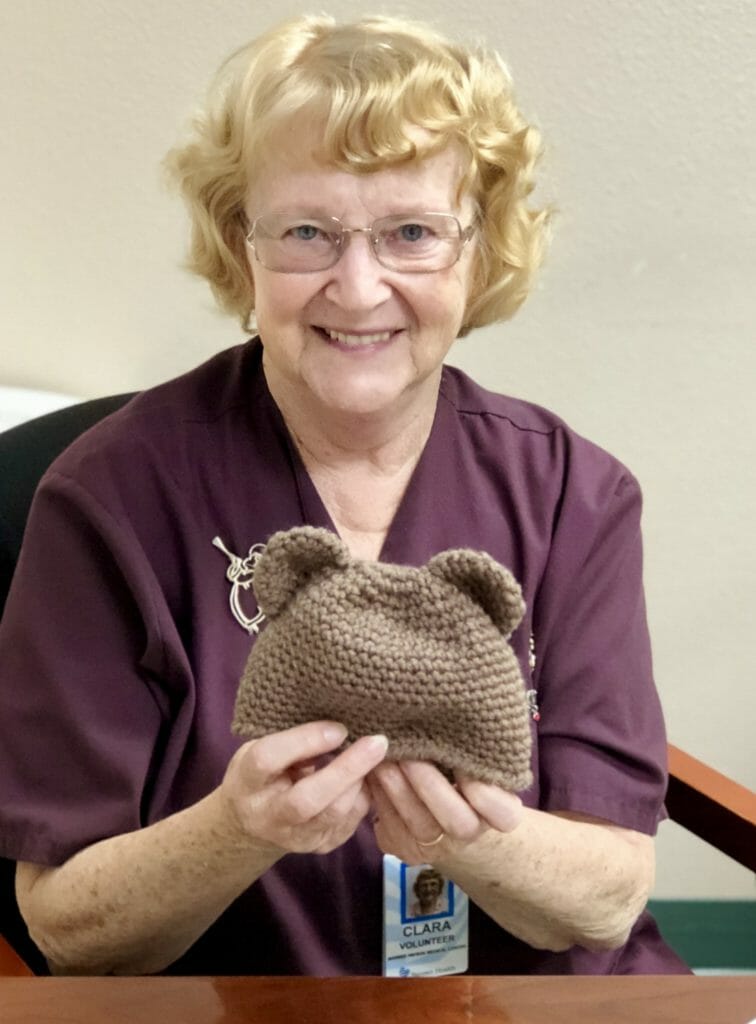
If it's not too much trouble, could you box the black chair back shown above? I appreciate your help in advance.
[0,392,135,972]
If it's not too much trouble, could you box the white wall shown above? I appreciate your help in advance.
[2,0,754,900]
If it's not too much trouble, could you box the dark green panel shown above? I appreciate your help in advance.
[649,900,756,969]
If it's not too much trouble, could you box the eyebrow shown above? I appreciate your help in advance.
[264,207,460,221]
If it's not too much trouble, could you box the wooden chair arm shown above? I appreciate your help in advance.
[666,743,756,871]
[0,933,33,976]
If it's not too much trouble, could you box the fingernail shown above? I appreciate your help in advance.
[367,734,389,755]
[323,723,347,744]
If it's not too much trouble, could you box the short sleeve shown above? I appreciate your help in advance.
[0,467,190,865]
[532,450,668,834]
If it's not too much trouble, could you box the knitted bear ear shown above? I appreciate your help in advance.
[426,549,525,638]
[253,527,351,618]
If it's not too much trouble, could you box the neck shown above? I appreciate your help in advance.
[265,361,441,471]
[264,363,441,560]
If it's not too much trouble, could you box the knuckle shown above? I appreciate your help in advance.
[243,740,273,777]
[284,787,321,823]
[453,815,483,843]
[331,788,367,824]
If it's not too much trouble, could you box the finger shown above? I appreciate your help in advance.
[289,763,317,783]
[303,781,372,854]
[282,734,388,823]
[400,761,482,841]
[287,751,338,782]
[327,778,370,822]
[366,773,382,813]
[241,721,348,786]
[372,761,442,840]
[455,773,524,833]
[370,775,443,865]
[312,784,374,855]
[368,774,411,841]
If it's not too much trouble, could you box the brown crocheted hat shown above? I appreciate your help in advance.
[232,527,532,791]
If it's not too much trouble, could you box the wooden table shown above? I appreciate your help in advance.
[1,975,754,1023]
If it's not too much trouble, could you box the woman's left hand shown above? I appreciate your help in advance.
[368,760,523,864]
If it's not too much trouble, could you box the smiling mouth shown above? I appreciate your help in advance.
[319,327,396,347]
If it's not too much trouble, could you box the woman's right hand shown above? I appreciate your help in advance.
[15,721,388,975]
[220,722,388,855]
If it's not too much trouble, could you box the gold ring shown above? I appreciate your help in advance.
[416,831,446,847]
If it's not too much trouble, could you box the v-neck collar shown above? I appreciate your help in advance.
[254,352,506,572]
[267,371,453,565]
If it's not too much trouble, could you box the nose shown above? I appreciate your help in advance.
[323,231,393,310]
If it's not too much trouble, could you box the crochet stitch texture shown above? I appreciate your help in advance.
[232,526,533,790]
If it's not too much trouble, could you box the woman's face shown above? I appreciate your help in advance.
[245,146,476,423]
[416,875,443,908]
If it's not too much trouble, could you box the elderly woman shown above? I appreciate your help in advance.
[0,15,687,975]
[410,869,447,918]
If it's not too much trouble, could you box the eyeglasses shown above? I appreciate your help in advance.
[245,212,475,274]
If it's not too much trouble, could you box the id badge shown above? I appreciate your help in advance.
[382,854,469,977]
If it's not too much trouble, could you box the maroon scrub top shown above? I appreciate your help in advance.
[0,340,688,974]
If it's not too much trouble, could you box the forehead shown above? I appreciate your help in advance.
[247,145,470,219]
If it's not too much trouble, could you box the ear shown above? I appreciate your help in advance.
[426,549,525,638]
[253,527,350,617]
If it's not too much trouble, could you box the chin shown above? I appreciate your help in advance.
[309,370,419,419]
[318,388,403,419]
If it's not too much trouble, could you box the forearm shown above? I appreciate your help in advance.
[16,788,281,975]
[16,725,385,976]
[437,809,654,953]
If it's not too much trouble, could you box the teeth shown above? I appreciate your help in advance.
[325,329,393,346]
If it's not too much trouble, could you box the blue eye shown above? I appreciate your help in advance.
[398,223,427,242]
[291,224,320,241]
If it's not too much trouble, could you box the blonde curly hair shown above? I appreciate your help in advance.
[165,14,550,335]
